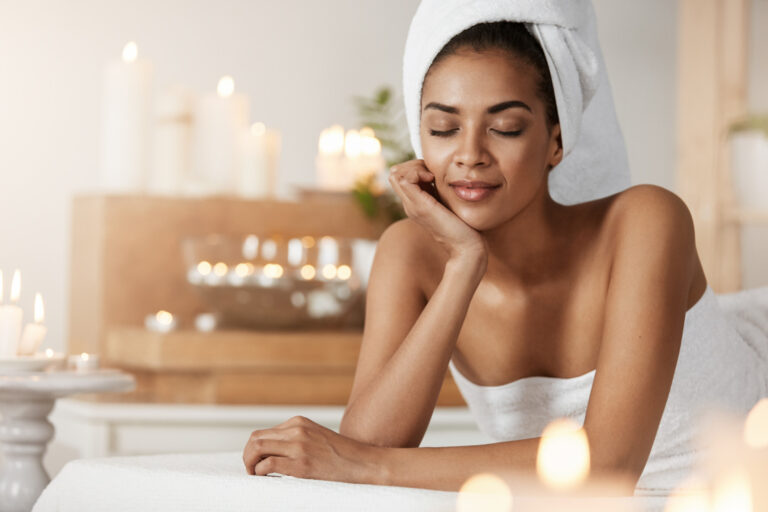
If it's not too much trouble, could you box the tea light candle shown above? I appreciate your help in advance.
[0,270,24,357]
[70,352,100,372]
[18,293,47,356]
[145,310,177,333]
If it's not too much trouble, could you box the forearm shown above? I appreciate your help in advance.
[341,256,485,447]
[370,437,540,491]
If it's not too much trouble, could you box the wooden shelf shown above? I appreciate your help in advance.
[103,328,465,406]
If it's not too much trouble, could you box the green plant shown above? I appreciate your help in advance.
[351,86,413,223]
[730,115,768,137]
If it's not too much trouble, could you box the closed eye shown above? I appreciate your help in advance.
[429,129,458,137]
[492,129,523,137]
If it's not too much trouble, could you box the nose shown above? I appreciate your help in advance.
[453,127,490,169]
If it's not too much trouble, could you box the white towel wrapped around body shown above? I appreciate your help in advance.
[402,0,631,204]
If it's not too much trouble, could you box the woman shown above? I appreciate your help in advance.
[242,7,767,495]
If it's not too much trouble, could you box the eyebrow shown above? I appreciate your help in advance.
[423,100,532,114]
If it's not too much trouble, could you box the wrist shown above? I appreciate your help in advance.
[445,250,487,284]
[364,444,394,486]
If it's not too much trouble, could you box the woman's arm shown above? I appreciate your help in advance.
[340,161,487,448]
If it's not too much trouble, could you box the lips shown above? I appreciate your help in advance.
[448,180,501,202]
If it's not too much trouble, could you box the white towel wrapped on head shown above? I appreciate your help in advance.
[402,0,631,205]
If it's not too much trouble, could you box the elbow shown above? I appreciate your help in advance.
[339,411,419,448]
[588,452,646,492]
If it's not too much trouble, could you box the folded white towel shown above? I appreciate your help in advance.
[402,0,631,205]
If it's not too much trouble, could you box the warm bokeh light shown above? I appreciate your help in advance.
[45,348,54,358]
[197,261,212,276]
[81,353,90,361]
[344,129,362,158]
[336,265,352,280]
[235,263,252,278]
[664,478,711,512]
[263,263,284,279]
[744,398,768,448]
[318,125,345,155]
[34,293,44,323]
[711,469,752,512]
[537,418,591,490]
[321,264,337,280]
[156,310,173,325]
[300,265,316,280]
[122,41,138,62]
[213,262,228,277]
[251,122,266,136]
[301,236,316,249]
[456,473,513,512]
[10,269,21,303]
[217,75,235,97]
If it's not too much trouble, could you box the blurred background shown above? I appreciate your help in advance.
[0,0,767,485]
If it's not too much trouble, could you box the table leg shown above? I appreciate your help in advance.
[0,396,55,512]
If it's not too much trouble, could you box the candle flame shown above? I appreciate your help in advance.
[81,352,90,361]
[34,293,44,323]
[197,261,212,276]
[744,398,768,448]
[234,263,252,277]
[300,265,316,280]
[122,41,138,62]
[344,129,362,158]
[337,265,352,280]
[217,75,235,97]
[213,262,228,276]
[263,263,284,279]
[251,122,266,136]
[321,264,337,280]
[156,310,173,325]
[45,348,54,357]
[318,125,345,155]
[456,473,513,512]
[536,418,591,491]
[10,269,21,303]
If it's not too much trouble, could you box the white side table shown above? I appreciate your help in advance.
[0,369,135,512]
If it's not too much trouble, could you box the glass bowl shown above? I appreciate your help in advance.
[182,234,377,329]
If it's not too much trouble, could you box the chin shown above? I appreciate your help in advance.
[452,205,507,232]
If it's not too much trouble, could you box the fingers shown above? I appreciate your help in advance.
[243,438,300,475]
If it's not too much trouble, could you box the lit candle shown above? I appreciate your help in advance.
[315,125,346,190]
[536,418,591,491]
[0,270,23,357]
[238,122,280,199]
[144,310,178,333]
[192,75,249,195]
[18,293,46,356]
[99,41,153,192]
[69,352,100,372]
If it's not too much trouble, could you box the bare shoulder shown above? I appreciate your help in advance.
[373,218,446,292]
[603,184,696,244]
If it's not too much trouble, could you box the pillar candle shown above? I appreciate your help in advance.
[18,293,46,356]
[0,270,23,357]
[149,86,194,195]
[192,75,249,195]
[238,122,280,198]
[99,41,153,192]
[315,125,346,190]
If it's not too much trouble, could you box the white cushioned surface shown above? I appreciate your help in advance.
[33,451,667,511]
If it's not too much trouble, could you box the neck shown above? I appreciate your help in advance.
[480,182,573,287]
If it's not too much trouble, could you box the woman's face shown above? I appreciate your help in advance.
[420,49,562,231]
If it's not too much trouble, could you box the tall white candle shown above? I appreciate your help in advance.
[238,122,280,198]
[99,41,154,193]
[0,270,23,357]
[191,75,249,195]
[149,86,194,195]
[18,293,47,356]
[315,125,346,190]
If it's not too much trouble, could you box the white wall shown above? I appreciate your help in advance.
[0,1,765,353]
